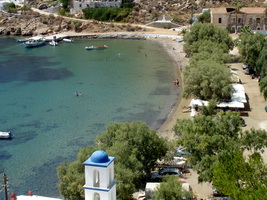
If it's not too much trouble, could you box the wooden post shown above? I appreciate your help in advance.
[3,173,8,200]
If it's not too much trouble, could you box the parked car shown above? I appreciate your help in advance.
[242,63,248,69]
[149,168,182,181]
[239,117,246,127]
[244,68,250,74]
[174,147,191,158]
[38,5,48,10]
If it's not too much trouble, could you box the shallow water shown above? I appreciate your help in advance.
[0,37,179,197]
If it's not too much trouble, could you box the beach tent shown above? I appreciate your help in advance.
[189,99,209,107]
[217,101,244,108]
[231,84,247,103]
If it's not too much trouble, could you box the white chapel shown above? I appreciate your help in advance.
[83,150,116,200]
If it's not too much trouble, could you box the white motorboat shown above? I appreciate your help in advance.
[17,38,29,43]
[63,38,73,43]
[24,38,45,48]
[0,131,12,139]
[49,40,58,46]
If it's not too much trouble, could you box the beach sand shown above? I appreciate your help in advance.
[153,38,214,199]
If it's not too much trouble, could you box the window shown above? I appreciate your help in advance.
[93,170,100,187]
[238,18,242,24]
[232,18,236,24]
[218,18,222,23]
[94,193,100,200]
[256,18,261,23]
[249,18,253,24]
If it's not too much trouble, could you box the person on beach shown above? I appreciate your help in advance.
[173,79,179,86]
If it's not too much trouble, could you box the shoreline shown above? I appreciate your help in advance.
[56,31,188,138]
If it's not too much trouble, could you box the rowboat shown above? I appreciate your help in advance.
[85,45,108,50]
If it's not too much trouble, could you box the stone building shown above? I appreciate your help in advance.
[73,0,122,14]
[210,7,267,33]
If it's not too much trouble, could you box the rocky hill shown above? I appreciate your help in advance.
[0,0,266,36]
[128,0,266,24]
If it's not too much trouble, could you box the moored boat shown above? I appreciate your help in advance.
[49,40,58,46]
[17,38,29,43]
[63,38,73,43]
[85,45,107,50]
[0,131,12,139]
[24,38,45,48]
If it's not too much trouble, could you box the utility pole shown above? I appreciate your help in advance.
[3,173,8,200]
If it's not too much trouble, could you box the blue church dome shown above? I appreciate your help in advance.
[90,150,110,163]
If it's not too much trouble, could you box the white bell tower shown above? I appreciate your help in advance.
[84,150,116,200]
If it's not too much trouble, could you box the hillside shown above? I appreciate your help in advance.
[128,0,267,24]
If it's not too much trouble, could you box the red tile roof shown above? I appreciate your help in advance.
[210,7,266,14]
[210,8,227,14]
[240,7,266,14]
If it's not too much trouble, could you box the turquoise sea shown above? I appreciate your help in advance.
[0,37,179,198]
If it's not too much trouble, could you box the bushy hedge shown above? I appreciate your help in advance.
[82,7,131,22]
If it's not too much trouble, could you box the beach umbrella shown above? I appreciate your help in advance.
[178,178,188,183]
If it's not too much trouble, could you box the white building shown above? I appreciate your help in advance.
[73,0,122,14]
[84,150,116,200]
[0,0,24,10]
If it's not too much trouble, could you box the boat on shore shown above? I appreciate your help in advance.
[24,38,45,48]
[0,131,13,139]
[85,45,108,50]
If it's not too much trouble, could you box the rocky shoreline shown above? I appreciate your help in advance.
[0,11,146,36]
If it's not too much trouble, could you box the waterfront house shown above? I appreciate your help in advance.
[73,0,122,14]
[210,7,267,33]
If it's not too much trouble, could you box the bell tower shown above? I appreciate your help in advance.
[84,150,116,200]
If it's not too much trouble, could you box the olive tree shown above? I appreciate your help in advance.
[174,111,267,183]
[183,59,232,101]
[183,22,234,56]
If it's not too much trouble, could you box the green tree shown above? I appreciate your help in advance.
[95,121,168,174]
[259,76,267,100]
[256,43,267,77]
[183,59,232,101]
[57,121,169,200]
[173,111,267,183]
[198,11,211,23]
[189,40,231,64]
[153,176,193,200]
[183,23,234,56]
[59,0,72,9]
[213,151,267,200]
[238,32,266,70]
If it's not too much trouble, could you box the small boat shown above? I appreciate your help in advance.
[63,38,73,43]
[24,38,45,48]
[17,38,29,43]
[0,131,12,139]
[49,40,58,46]
[85,45,108,50]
